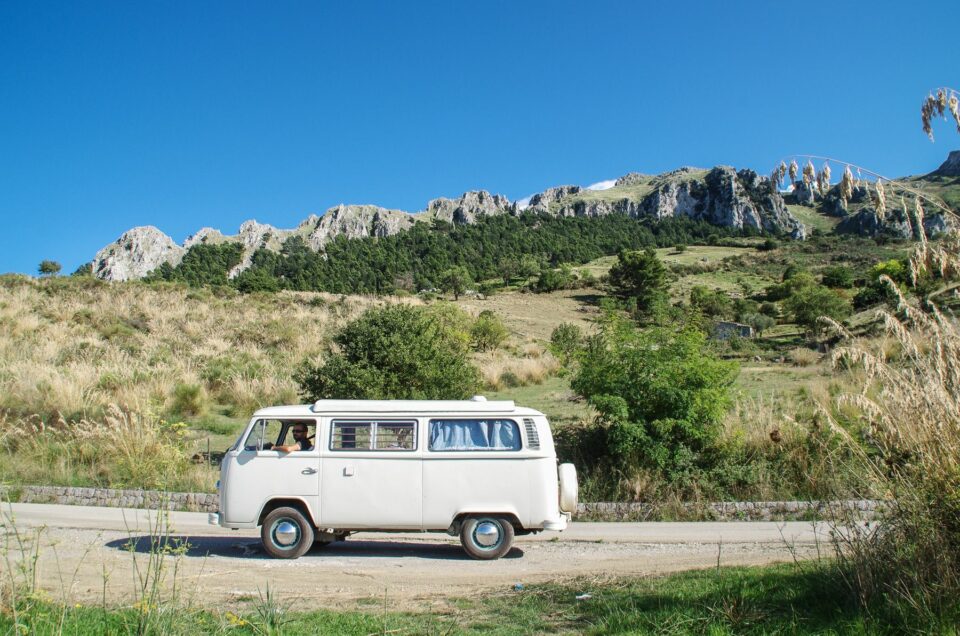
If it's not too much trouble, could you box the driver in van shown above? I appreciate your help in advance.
[275,423,313,453]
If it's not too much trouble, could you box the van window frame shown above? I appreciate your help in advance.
[427,418,523,452]
[242,418,319,453]
[328,419,419,452]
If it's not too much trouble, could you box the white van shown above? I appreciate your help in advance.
[211,397,578,560]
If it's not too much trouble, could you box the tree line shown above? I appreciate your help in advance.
[147,213,752,293]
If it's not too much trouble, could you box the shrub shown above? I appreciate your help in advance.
[783,284,851,333]
[689,286,732,318]
[169,382,208,417]
[550,323,583,366]
[821,265,854,288]
[296,304,480,400]
[470,310,509,351]
[534,264,577,292]
[570,315,738,489]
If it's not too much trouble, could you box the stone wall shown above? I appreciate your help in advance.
[0,485,218,512]
[576,499,882,522]
[1,484,882,522]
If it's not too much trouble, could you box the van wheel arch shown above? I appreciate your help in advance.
[449,512,522,536]
[257,498,316,528]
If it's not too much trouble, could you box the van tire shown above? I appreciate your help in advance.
[261,507,314,559]
[460,516,514,560]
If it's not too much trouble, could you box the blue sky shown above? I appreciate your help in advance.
[2,1,958,275]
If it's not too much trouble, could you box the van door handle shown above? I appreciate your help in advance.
[301,468,317,475]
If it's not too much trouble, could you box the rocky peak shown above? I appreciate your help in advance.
[933,150,960,177]
[305,205,414,251]
[615,172,650,187]
[93,226,184,281]
[526,185,582,213]
[183,227,225,248]
[425,191,515,224]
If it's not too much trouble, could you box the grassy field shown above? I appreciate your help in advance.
[5,562,926,635]
[0,233,917,500]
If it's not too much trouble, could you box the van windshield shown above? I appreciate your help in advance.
[428,419,521,451]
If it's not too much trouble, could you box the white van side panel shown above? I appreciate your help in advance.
[221,452,320,526]
[320,454,422,528]
[422,457,531,528]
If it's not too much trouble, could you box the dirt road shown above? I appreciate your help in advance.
[2,503,829,610]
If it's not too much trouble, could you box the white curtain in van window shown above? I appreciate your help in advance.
[429,419,520,450]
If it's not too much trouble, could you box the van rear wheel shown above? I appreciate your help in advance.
[460,516,514,560]
[261,507,314,559]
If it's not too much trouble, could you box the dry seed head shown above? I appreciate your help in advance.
[802,160,815,186]
[950,94,960,133]
[914,197,927,245]
[789,159,799,183]
[937,89,948,114]
[873,179,887,218]
[840,166,854,207]
[922,94,936,139]
[778,161,788,184]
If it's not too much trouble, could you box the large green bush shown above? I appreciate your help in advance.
[296,304,480,400]
[569,315,738,487]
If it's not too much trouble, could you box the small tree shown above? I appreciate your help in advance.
[608,249,668,313]
[38,260,61,277]
[498,259,519,286]
[550,323,583,366]
[743,312,776,336]
[469,310,509,351]
[783,283,852,333]
[439,266,472,300]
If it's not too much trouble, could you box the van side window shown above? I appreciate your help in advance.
[330,421,417,451]
[243,419,283,451]
[428,419,521,451]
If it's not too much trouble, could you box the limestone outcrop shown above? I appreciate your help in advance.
[424,191,515,224]
[93,226,184,281]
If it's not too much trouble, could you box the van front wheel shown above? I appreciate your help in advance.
[261,507,314,559]
[459,516,514,560]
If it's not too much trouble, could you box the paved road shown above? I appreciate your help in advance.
[2,503,831,609]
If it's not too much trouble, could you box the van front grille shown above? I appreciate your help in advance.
[523,418,540,450]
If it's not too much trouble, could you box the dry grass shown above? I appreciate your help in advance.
[477,348,560,390]
[786,347,820,367]
[818,267,960,621]
[0,276,421,489]
[0,277,406,423]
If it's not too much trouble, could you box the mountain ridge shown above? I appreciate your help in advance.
[91,155,959,282]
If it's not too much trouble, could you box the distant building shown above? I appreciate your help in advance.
[712,321,754,340]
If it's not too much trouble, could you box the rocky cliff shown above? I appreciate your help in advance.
[93,227,185,281]
[934,150,960,177]
[549,167,805,239]
[91,163,813,281]
[423,191,515,224]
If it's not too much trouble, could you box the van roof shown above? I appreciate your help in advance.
[252,397,545,418]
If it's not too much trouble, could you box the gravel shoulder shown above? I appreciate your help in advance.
[3,503,829,610]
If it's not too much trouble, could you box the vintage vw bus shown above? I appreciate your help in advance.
[211,397,578,559]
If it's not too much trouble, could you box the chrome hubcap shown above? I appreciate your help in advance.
[273,520,299,547]
[474,521,501,547]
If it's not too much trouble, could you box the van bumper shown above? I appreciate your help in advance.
[543,512,570,532]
